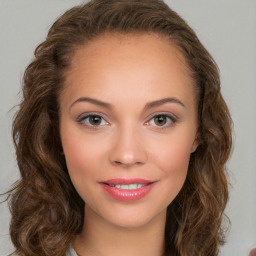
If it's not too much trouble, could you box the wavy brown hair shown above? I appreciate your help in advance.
[9,0,232,255]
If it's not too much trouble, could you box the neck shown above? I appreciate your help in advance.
[74,206,166,256]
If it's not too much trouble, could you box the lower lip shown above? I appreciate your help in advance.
[100,183,155,201]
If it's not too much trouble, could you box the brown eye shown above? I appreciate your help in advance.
[147,114,176,128]
[79,114,107,127]
[89,115,102,126]
[154,115,167,126]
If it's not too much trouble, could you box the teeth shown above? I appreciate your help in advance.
[109,184,145,190]
[128,184,137,190]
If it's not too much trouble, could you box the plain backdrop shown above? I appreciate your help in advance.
[0,1,255,255]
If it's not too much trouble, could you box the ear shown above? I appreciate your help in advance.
[191,132,200,153]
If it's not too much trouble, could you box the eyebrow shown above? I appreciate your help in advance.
[144,97,185,110]
[70,96,185,110]
[70,97,113,109]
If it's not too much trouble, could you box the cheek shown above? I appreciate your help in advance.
[149,132,193,201]
[157,143,191,190]
[62,123,106,168]
[153,132,193,175]
[60,127,107,196]
[62,136,91,173]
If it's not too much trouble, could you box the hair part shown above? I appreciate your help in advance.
[9,1,232,255]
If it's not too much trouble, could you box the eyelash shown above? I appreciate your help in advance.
[77,112,177,130]
[145,113,177,129]
[77,112,109,130]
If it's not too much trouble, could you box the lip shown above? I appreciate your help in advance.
[103,177,153,185]
[100,177,156,201]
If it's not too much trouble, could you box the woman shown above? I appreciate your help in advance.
[9,0,232,255]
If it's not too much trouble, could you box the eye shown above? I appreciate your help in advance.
[78,114,108,127]
[147,114,176,128]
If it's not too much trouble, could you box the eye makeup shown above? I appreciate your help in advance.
[76,111,179,131]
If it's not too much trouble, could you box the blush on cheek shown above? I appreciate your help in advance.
[155,140,192,175]
[62,135,103,192]
[64,154,92,203]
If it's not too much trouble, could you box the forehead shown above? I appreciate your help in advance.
[66,32,191,79]
[61,32,195,107]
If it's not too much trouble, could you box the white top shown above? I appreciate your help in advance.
[66,246,78,256]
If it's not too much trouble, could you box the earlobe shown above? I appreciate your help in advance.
[191,133,200,153]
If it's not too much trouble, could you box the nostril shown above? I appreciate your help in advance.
[114,161,122,165]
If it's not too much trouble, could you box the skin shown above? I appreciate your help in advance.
[59,33,199,256]
[249,248,256,256]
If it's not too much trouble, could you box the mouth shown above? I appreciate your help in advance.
[100,178,156,201]
[107,183,147,190]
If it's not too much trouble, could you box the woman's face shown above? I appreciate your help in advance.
[59,33,198,228]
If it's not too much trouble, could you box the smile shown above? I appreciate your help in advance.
[108,184,146,190]
[100,178,155,201]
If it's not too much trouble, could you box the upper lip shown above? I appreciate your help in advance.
[101,177,154,185]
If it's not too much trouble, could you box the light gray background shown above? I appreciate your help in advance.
[0,1,255,255]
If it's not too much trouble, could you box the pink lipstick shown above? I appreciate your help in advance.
[100,178,155,201]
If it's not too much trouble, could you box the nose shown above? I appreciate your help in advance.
[109,126,148,168]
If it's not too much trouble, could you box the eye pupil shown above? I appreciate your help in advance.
[154,115,166,126]
[89,116,101,125]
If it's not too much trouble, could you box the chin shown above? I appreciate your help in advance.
[96,203,167,229]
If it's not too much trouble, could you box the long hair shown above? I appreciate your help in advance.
[9,1,232,255]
